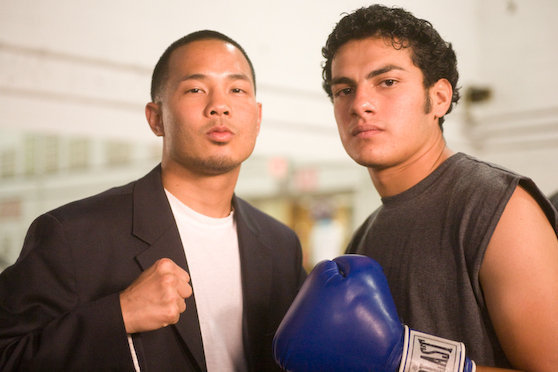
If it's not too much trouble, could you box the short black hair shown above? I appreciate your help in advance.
[322,4,460,126]
[150,30,256,102]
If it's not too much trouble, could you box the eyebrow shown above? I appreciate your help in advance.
[178,73,252,84]
[330,64,406,86]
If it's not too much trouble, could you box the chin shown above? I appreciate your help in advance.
[179,154,238,176]
[352,153,390,170]
[203,160,241,175]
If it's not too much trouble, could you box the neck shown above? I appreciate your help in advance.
[161,163,239,218]
[369,144,454,198]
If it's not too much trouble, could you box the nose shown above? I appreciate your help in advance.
[205,90,231,117]
[350,86,376,118]
[210,106,230,116]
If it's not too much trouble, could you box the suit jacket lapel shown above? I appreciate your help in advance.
[233,196,273,368]
[131,165,206,371]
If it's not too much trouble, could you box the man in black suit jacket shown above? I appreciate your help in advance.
[0,30,306,371]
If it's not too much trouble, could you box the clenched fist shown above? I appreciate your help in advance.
[120,258,192,333]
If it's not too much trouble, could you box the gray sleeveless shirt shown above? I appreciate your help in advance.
[346,153,558,367]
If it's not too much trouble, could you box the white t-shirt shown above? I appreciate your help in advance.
[127,191,247,372]
[165,190,247,372]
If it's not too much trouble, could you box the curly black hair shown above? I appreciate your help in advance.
[549,191,558,210]
[322,5,460,126]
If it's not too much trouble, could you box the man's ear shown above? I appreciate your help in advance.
[145,102,164,136]
[431,78,453,118]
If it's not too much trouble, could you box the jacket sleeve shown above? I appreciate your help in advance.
[0,213,135,371]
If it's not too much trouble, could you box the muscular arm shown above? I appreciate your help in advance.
[480,186,558,371]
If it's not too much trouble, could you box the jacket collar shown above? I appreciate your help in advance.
[131,165,206,370]
[232,197,273,370]
[130,165,273,371]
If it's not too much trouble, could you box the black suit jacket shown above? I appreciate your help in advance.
[0,165,306,371]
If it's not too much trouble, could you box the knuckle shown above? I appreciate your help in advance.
[160,273,176,286]
[185,284,193,297]
[163,306,177,320]
[156,258,175,271]
[162,305,181,324]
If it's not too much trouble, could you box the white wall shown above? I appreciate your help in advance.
[464,0,558,194]
[0,0,480,159]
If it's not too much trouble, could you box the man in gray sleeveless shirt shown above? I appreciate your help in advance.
[320,5,558,371]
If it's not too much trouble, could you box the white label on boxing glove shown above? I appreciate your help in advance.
[399,326,466,372]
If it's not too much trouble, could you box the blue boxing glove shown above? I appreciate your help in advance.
[273,255,476,372]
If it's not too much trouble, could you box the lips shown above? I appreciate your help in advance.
[351,124,382,137]
[207,126,234,142]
